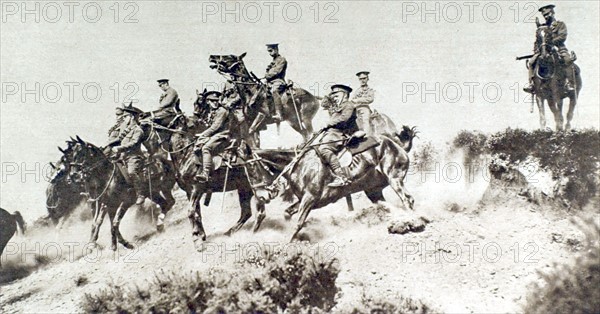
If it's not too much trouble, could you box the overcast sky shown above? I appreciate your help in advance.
[1,1,598,219]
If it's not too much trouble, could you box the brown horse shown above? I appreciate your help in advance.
[530,25,582,131]
[0,208,26,268]
[209,53,319,145]
[242,127,417,240]
[67,137,177,250]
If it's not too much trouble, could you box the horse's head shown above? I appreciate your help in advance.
[208,53,250,80]
[67,136,105,184]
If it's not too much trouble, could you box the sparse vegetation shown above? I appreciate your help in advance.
[524,217,600,314]
[453,128,600,208]
[348,292,437,314]
[83,249,340,313]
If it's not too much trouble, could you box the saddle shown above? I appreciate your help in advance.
[338,132,381,167]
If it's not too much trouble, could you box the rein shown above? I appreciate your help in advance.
[83,162,117,202]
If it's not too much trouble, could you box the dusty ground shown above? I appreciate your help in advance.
[0,158,594,313]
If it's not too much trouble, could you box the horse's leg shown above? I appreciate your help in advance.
[225,189,253,236]
[565,95,576,131]
[536,95,546,129]
[546,99,562,132]
[388,170,414,210]
[153,191,172,232]
[365,188,386,204]
[283,201,299,221]
[188,188,206,244]
[291,194,316,242]
[556,97,565,131]
[253,199,266,233]
[112,201,134,250]
[89,204,107,249]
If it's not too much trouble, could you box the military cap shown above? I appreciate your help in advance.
[122,104,144,115]
[157,79,169,84]
[538,4,555,12]
[330,84,353,95]
[356,71,370,77]
[266,43,279,49]
[204,91,222,101]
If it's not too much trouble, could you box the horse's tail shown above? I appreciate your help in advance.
[12,211,26,235]
[395,126,418,153]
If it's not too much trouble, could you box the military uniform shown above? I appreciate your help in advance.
[151,79,181,120]
[352,84,375,135]
[113,107,147,204]
[194,91,231,182]
[524,5,574,93]
[265,45,287,121]
[317,84,358,187]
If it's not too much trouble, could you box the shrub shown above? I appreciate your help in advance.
[524,217,600,314]
[348,293,437,314]
[82,248,340,313]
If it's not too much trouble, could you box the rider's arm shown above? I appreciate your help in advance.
[326,103,354,128]
[265,57,287,81]
[119,127,145,149]
[159,88,179,109]
[552,21,567,46]
[199,109,229,138]
[352,89,375,105]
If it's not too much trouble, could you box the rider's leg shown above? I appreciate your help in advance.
[317,131,350,187]
[523,55,538,94]
[271,83,284,122]
[248,112,266,135]
[127,155,145,205]
[558,48,574,91]
[355,106,373,135]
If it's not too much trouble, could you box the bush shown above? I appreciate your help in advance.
[82,248,340,313]
[524,217,600,314]
[453,128,600,208]
[348,293,437,314]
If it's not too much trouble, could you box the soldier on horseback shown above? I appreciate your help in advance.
[523,4,574,94]
[318,84,359,188]
[352,71,375,134]
[193,91,231,182]
[148,79,181,120]
[111,106,148,205]
[103,105,129,155]
[261,43,287,122]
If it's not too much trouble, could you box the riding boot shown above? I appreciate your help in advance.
[195,151,212,182]
[248,112,266,135]
[325,152,351,188]
[132,174,146,205]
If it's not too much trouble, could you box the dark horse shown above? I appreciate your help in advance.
[530,25,582,131]
[44,140,86,227]
[242,127,417,240]
[155,115,267,250]
[67,137,177,250]
[0,208,26,268]
[209,53,320,145]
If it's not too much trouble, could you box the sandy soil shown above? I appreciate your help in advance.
[0,160,592,313]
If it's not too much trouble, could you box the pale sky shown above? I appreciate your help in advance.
[1,1,599,219]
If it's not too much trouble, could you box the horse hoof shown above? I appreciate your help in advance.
[123,242,134,250]
[110,244,117,251]
[156,224,165,233]
[284,213,292,221]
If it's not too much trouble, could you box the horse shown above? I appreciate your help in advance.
[44,140,87,227]
[241,126,417,240]
[209,53,320,145]
[161,116,267,249]
[530,25,582,131]
[67,136,177,250]
[0,208,26,268]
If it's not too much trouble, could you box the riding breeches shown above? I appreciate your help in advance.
[316,129,346,174]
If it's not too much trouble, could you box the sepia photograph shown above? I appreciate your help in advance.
[1,0,599,312]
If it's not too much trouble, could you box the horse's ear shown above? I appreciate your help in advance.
[196,89,199,95]
[49,162,56,169]
[239,52,247,60]
[76,135,84,144]
[58,146,65,154]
